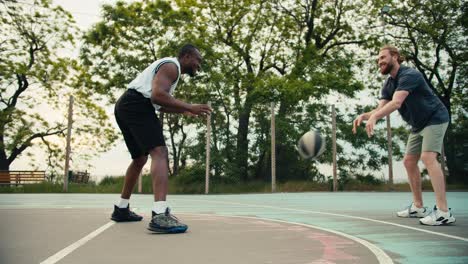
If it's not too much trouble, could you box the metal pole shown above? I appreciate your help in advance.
[205,102,211,194]
[332,105,337,192]
[271,102,276,192]
[64,95,73,192]
[386,115,394,186]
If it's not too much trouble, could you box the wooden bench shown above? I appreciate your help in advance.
[69,170,90,184]
[0,170,46,185]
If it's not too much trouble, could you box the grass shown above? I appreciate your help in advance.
[0,175,467,194]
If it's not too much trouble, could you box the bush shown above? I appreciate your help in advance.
[356,174,384,185]
[99,176,122,186]
[173,165,206,185]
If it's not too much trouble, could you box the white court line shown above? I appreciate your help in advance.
[181,198,468,242]
[184,213,394,264]
[40,221,115,264]
[39,212,390,264]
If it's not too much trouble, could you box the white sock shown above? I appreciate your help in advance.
[438,208,449,215]
[153,201,168,214]
[116,198,129,209]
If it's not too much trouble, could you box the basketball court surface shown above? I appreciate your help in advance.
[1,192,467,264]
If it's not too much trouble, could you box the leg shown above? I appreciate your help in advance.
[419,151,455,226]
[419,151,455,225]
[421,152,448,211]
[420,123,449,212]
[114,91,149,200]
[148,146,188,233]
[121,155,148,199]
[149,146,169,201]
[146,145,188,233]
[111,90,151,222]
[403,154,423,208]
[404,131,424,208]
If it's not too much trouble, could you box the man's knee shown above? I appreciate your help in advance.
[132,155,148,168]
[149,146,168,160]
[420,152,438,166]
[403,154,420,169]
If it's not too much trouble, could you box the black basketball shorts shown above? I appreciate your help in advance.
[114,89,166,159]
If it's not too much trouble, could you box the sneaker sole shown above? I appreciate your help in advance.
[147,225,188,234]
[419,219,456,226]
[397,215,426,218]
[111,217,143,222]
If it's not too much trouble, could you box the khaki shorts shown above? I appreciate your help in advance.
[406,122,448,155]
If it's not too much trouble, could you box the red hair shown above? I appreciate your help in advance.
[380,45,405,64]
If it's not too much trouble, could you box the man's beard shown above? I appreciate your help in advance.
[380,61,394,75]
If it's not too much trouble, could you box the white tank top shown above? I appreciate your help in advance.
[127,57,181,110]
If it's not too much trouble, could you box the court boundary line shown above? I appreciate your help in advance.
[181,198,468,242]
[39,221,115,264]
[182,213,394,264]
[36,212,392,264]
[37,211,392,264]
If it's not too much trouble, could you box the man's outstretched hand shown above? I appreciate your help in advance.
[189,104,212,117]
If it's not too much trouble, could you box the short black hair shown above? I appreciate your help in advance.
[178,44,200,58]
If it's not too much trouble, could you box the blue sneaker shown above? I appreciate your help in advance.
[148,208,188,234]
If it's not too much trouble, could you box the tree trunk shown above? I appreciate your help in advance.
[0,156,9,171]
[274,101,290,182]
[236,103,252,181]
[0,137,9,171]
[253,149,267,181]
[439,95,458,182]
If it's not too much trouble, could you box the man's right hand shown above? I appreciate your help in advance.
[352,114,366,134]
[189,104,212,116]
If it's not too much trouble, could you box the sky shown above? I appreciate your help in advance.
[10,0,412,183]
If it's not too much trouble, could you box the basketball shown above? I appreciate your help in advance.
[297,130,326,159]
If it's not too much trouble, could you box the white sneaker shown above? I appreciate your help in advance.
[396,203,428,218]
[420,206,456,226]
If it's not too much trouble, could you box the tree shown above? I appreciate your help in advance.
[79,0,409,184]
[177,0,400,182]
[0,0,117,178]
[79,0,208,175]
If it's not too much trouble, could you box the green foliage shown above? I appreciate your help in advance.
[355,174,384,185]
[173,165,206,185]
[174,164,238,186]
[79,0,191,99]
[78,0,398,184]
[0,0,117,174]
[78,0,465,185]
[99,176,123,186]
[176,0,377,182]
[2,178,465,193]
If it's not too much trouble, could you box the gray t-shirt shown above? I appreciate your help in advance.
[380,66,449,132]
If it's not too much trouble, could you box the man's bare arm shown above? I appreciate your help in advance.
[352,99,389,134]
[159,106,186,113]
[365,91,409,137]
[151,63,192,112]
[369,91,408,120]
[362,99,389,119]
[151,63,212,116]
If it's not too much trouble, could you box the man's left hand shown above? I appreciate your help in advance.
[365,116,377,137]
[183,111,197,117]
